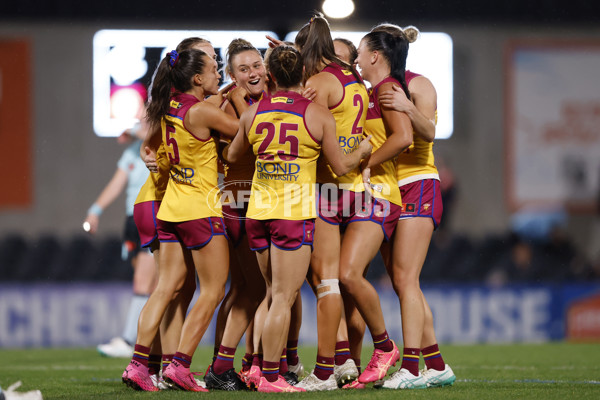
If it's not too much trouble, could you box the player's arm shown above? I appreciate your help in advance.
[304,74,331,108]
[366,83,413,168]
[378,76,436,142]
[188,101,241,140]
[83,167,128,234]
[311,104,372,176]
[140,124,162,172]
[223,105,255,163]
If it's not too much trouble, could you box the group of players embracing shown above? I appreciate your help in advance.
[120,12,456,393]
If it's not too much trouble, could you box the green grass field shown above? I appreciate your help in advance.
[1,343,599,399]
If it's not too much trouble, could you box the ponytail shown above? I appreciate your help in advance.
[362,31,411,100]
[146,48,210,129]
[295,13,357,81]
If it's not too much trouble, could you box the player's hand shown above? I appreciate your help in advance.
[206,82,236,106]
[266,35,284,49]
[361,163,373,208]
[227,86,248,103]
[83,214,99,235]
[357,135,373,159]
[143,146,158,173]
[301,87,317,102]
[379,84,413,112]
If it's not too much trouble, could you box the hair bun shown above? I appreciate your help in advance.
[403,26,419,43]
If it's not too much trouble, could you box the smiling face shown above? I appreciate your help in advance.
[230,49,266,99]
[355,39,372,81]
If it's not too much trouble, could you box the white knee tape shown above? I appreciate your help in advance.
[316,279,341,299]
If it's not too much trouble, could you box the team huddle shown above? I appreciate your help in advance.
[121,13,456,393]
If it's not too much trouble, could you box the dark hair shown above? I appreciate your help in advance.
[333,38,358,65]
[267,45,303,89]
[371,23,419,44]
[362,30,411,100]
[146,48,210,128]
[294,13,354,81]
[226,38,262,77]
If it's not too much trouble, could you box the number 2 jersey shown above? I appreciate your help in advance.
[156,93,222,222]
[316,62,368,192]
[246,91,321,221]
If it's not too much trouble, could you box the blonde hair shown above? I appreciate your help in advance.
[226,38,261,78]
[402,26,420,43]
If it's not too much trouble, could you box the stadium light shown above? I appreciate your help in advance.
[93,29,277,137]
[322,0,355,19]
[285,30,454,139]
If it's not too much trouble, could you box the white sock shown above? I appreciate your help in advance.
[122,294,149,344]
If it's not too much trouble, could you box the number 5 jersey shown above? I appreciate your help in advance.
[157,93,222,222]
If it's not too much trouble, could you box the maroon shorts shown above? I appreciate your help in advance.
[246,219,315,251]
[222,202,248,247]
[317,186,366,226]
[347,197,402,241]
[133,201,160,248]
[399,179,443,229]
[157,217,228,249]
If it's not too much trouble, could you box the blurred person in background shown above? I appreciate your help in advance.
[83,123,156,359]
[435,155,457,234]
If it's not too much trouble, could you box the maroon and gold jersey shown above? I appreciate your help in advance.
[157,93,222,222]
[222,88,265,204]
[316,63,368,192]
[246,91,321,220]
[224,87,265,183]
[135,142,169,204]
[364,77,403,206]
[395,70,439,186]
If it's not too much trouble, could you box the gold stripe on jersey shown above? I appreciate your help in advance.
[316,63,367,192]
[246,92,320,220]
[156,95,222,222]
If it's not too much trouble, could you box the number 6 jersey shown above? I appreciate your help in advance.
[246,91,321,221]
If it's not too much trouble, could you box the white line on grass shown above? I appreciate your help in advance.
[459,379,600,385]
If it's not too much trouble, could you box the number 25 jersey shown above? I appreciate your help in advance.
[246,91,321,221]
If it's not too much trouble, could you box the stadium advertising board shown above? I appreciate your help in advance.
[1,283,598,347]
